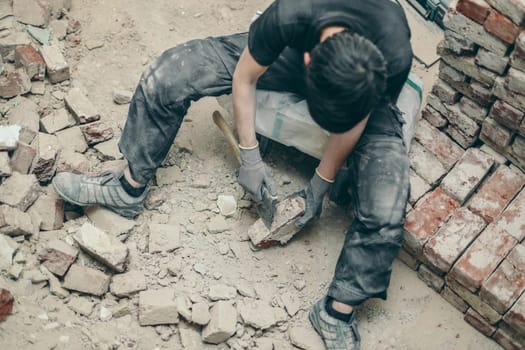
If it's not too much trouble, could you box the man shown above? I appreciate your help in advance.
[53,0,413,348]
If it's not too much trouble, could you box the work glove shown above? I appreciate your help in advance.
[238,143,277,203]
[295,168,332,229]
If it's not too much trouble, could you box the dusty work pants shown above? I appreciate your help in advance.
[119,33,410,306]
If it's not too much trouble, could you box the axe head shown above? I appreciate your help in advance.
[256,184,278,229]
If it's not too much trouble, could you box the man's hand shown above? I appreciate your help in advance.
[295,168,332,229]
[238,144,276,202]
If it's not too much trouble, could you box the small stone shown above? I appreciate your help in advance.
[145,189,166,210]
[148,223,182,253]
[64,87,100,124]
[138,289,179,326]
[207,216,230,234]
[236,280,256,298]
[112,89,132,105]
[208,284,237,301]
[80,121,113,145]
[40,266,69,298]
[202,301,237,344]
[237,299,277,330]
[217,195,237,217]
[191,302,210,325]
[94,138,122,160]
[39,108,75,134]
[99,306,112,321]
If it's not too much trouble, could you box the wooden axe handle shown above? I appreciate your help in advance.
[213,110,241,164]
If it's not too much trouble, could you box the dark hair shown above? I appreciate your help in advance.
[305,31,387,133]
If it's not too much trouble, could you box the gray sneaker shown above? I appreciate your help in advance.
[52,171,147,218]
[309,298,361,350]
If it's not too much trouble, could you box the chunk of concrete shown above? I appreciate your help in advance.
[202,301,237,344]
[138,289,179,326]
[63,264,110,296]
[110,270,147,298]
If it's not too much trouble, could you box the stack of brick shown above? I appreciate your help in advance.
[404,1,525,348]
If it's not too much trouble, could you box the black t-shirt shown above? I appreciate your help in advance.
[248,0,413,101]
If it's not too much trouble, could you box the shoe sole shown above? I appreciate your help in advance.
[309,305,323,336]
[52,181,141,219]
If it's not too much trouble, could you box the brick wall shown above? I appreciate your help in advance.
[406,1,525,348]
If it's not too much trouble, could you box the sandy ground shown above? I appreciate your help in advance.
[0,0,503,349]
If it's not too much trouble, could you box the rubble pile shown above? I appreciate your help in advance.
[403,1,525,349]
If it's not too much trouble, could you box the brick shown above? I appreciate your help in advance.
[202,301,236,344]
[39,45,69,83]
[63,264,110,296]
[439,61,467,84]
[438,45,498,86]
[55,150,89,175]
[417,264,444,292]
[33,132,60,183]
[409,170,430,205]
[424,208,486,273]
[443,9,509,55]
[0,288,14,322]
[475,48,509,75]
[517,31,525,56]
[431,79,460,105]
[480,117,513,151]
[470,81,494,107]
[484,10,521,44]
[94,138,123,160]
[247,195,305,248]
[422,104,447,129]
[38,239,78,277]
[441,286,469,313]
[55,126,88,153]
[446,124,478,148]
[74,222,128,272]
[40,108,76,134]
[464,308,497,336]
[507,67,525,95]
[511,49,525,73]
[443,30,477,55]
[148,223,182,253]
[504,292,525,335]
[492,188,525,241]
[0,172,40,211]
[0,205,37,236]
[480,244,525,314]
[490,99,524,130]
[485,0,525,26]
[138,289,179,326]
[110,270,147,297]
[493,77,525,111]
[409,141,448,185]
[13,0,51,26]
[414,119,464,169]
[441,148,495,204]
[0,32,32,58]
[459,97,488,123]
[468,165,525,223]
[447,277,502,324]
[508,136,525,172]
[28,186,64,231]
[444,104,481,138]
[0,152,11,177]
[426,95,450,120]
[84,207,135,236]
[403,188,460,255]
[457,0,491,23]
[80,121,114,145]
[7,97,39,144]
[10,142,36,174]
[65,87,100,124]
[0,68,31,98]
[480,144,508,164]
[397,248,420,270]
[450,222,517,292]
[493,327,525,350]
[14,45,45,81]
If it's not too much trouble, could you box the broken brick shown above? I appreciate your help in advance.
[55,126,88,153]
[80,121,114,145]
[28,186,64,231]
[431,79,460,105]
[475,48,509,75]
[0,69,31,98]
[507,67,525,96]
[65,87,100,124]
[39,44,69,83]
[13,0,51,27]
[0,172,40,211]
[10,142,36,174]
[459,96,488,124]
[38,239,78,277]
[503,292,525,336]
[0,204,38,236]
[33,132,61,183]
[421,105,448,129]
[14,45,45,81]
[40,108,76,134]
[417,264,444,292]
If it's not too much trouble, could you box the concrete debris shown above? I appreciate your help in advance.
[0,204,38,236]
[13,0,51,27]
[0,152,11,177]
[55,126,88,153]
[94,138,122,160]
[63,264,111,296]
[33,132,61,183]
[109,270,147,297]
[55,149,90,174]
[217,194,237,217]
[148,223,181,253]
[0,235,18,271]
[40,265,69,298]
[0,68,31,98]
[10,142,36,174]
[179,324,205,349]
[0,125,21,151]
[206,215,230,234]
[174,295,192,321]
[191,302,211,326]
[138,289,179,326]
[74,222,129,273]
[40,108,75,134]
[202,301,237,344]
[38,239,77,277]
[67,296,95,317]
[208,284,237,301]
[80,121,113,145]
[8,263,23,279]
[28,187,64,231]
[237,299,278,330]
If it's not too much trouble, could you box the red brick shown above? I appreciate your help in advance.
[492,189,525,241]
[480,117,513,151]
[424,208,486,273]
[421,105,448,129]
[464,308,497,336]
[468,166,525,223]
[14,45,45,81]
[457,0,491,23]
[0,68,31,99]
[414,119,463,170]
[0,288,14,322]
[431,79,460,105]
[450,221,517,292]
[484,10,521,44]
[404,188,460,255]
[10,142,36,174]
[80,122,114,145]
[490,100,525,130]
[504,292,525,335]
[493,328,525,350]
[480,244,525,314]
[441,148,495,204]
[409,141,448,185]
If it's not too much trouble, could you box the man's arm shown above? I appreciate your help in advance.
[232,48,268,147]
[317,115,370,181]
